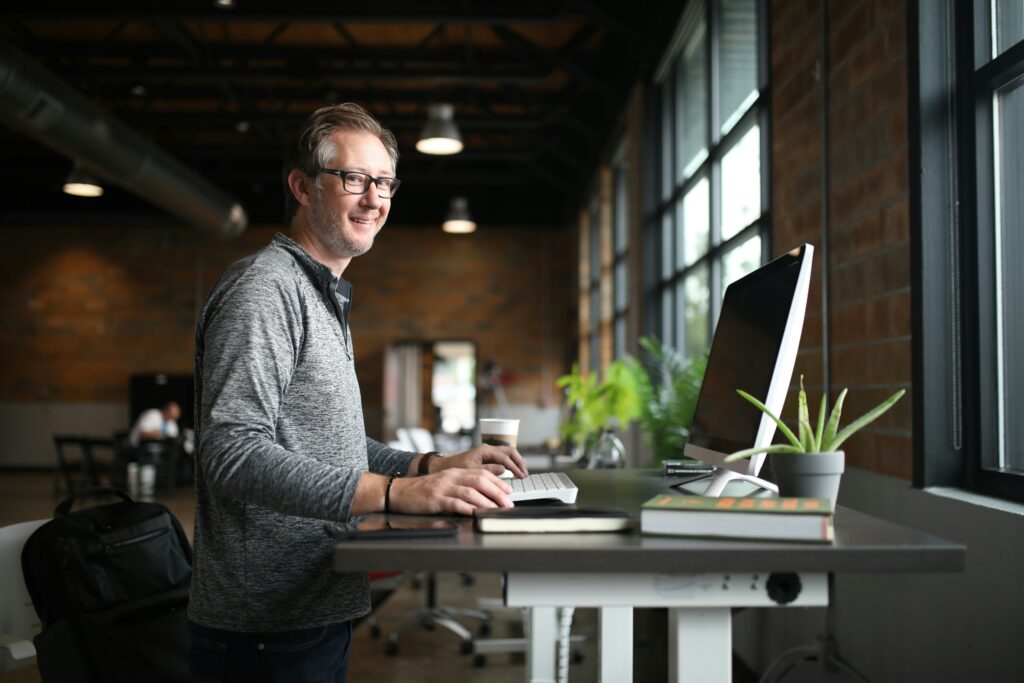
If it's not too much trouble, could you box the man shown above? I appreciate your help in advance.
[128,400,180,446]
[188,103,527,682]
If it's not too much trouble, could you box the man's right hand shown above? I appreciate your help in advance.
[389,468,513,516]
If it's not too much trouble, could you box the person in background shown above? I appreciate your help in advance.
[188,102,528,683]
[127,400,180,447]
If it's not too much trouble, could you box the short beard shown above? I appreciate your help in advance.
[309,187,375,258]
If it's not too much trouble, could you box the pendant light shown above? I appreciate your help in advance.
[62,161,104,197]
[416,103,463,155]
[442,197,476,233]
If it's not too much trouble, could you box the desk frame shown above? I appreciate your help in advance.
[332,469,965,683]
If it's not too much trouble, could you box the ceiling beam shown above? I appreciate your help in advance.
[490,24,615,101]
[5,3,574,24]
[51,63,554,86]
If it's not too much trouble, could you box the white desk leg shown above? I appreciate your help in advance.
[525,606,557,683]
[668,607,731,683]
[599,606,632,683]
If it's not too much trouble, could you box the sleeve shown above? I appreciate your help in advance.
[366,437,416,475]
[197,265,365,521]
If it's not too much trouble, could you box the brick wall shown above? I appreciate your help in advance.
[0,221,572,441]
[771,0,912,477]
[347,225,573,438]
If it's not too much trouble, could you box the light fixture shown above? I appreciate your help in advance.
[416,103,463,155]
[62,162,104,197]
[214,0,235,8]
[442,196,476,234]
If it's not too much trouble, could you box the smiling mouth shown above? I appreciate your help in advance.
[350,216,377,226]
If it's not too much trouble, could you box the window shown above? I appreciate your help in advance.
[914,0,1024,502]
[612,144,630,359]
[645,0,768,361]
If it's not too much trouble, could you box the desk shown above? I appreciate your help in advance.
[333,469,965,682]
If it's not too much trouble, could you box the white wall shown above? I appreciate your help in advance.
[734,467,1024,682]
[0,402,129,468]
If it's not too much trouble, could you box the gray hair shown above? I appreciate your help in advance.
[283,103,399,223]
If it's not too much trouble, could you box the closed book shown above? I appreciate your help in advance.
[640,494,833,543]
[474,506,632,533]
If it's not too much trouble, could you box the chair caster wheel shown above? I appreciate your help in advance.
[369,625,381,639]
[478,622,492,637]
[385,641,399,656]
[473,654,487,668]
[460,640,474,655]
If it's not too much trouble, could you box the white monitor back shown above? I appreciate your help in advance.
[682,243,814,496]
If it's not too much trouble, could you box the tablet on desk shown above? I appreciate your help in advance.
[325,517,458,540]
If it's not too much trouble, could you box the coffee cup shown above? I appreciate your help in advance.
[479,418,519,448]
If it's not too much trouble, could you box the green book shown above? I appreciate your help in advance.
[640,494,833,543]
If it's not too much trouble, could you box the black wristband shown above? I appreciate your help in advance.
[384,475,398,514]
[418,451,441,476]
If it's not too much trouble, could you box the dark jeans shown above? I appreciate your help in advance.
[189,620,352,683]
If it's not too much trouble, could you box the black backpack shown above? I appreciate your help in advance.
[21,487,193,682]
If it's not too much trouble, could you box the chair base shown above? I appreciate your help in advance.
[386,605,490,654]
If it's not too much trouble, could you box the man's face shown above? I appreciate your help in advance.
[307,129,393,259]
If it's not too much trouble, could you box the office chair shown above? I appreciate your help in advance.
[52,435,115,497]
[384,571,491,656]
[0,519,47,672]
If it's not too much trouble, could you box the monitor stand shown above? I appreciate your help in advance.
[671,468,778,497]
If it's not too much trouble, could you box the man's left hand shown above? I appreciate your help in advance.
[431,444,528,478]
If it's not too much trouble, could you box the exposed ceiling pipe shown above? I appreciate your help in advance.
[0,41,247,239]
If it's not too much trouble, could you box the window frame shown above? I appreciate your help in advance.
[911,0,1024,501]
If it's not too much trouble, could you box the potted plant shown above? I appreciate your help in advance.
[556,360,640,466]
[723,376,905,505]
[623,336,707,466]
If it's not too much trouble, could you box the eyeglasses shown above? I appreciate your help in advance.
[318,168,401,199]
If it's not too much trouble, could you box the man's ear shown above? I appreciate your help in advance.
[287,168,313,208]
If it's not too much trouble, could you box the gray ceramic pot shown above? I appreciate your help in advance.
[770,450,845,507]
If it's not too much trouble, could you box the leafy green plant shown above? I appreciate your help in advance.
[557,359,641,450]
[623,336,707,465]
[723,376,906,461]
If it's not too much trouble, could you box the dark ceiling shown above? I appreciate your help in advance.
[0,1,681,232]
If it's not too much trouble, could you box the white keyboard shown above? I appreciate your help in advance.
[508,472,578,504]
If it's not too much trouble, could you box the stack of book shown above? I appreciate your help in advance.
[640,494,834,543]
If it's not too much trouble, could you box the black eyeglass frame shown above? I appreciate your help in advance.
[317,168,401,198]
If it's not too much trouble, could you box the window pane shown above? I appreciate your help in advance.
[614,316,626,360]
[718,0,758,132]
[590,203,602,283]
[680,176,710,266]
[614,165,629,254]
[681,265,710,359]
[661,288,674,348]
[661,212,674,279]
[995,77,1024,469]
[614,260,628,313]
[661,84,675,201]
[722,234,762,292]
[675,17,708,181]
[994,0,1024,56]
[721,124,761,239]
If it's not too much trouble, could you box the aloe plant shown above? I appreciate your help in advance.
[723,376,905,461]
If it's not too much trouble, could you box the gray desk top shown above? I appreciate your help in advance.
[332,469,965,575]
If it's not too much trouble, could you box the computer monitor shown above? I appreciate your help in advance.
[681,243,814,497]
